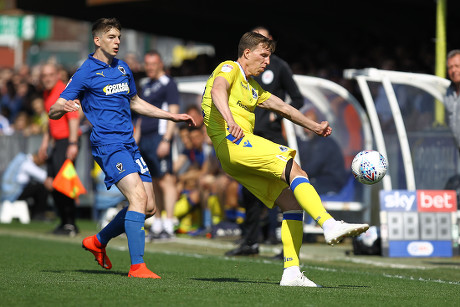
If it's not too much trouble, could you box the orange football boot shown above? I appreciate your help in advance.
[128,263,161,279]
[82,235,112,269]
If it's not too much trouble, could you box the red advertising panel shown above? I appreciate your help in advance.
[417,190,457,212]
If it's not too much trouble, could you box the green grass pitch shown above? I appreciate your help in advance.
[1,220,459,306]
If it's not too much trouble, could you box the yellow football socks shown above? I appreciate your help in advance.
[281,210,304,268]
[290,176,332,227]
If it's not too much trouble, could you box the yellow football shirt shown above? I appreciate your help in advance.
[201,60,295,207]
[201,60,271,145]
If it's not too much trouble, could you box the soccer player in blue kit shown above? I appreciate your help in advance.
[49,18,195,278]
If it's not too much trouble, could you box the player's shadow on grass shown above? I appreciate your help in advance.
[192,277,275,285]
[333,285,370,289]
[192,278,370,288]
[42,269,126,277]
[76,269,127,276]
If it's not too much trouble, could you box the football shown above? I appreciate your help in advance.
[351,150,388,185]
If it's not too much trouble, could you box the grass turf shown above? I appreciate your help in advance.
[0,221,459,306]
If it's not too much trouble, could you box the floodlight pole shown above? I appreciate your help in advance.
[434,0,447,126]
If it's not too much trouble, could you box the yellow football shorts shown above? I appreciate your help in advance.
[214,133,296,208]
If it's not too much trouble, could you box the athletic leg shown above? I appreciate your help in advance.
[282,159,368,245]
[276,189,320,287]
[116,173,160,278]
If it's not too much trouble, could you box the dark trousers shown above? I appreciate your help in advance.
[240,188,282,246]
[47,138,78,226]
[240,186,264,246]
[18,181,49,219]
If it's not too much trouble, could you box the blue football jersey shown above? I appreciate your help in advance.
[60,54,137,146]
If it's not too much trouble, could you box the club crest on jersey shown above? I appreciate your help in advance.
[279,146,288,152]
[103,82,130,95]
[118,66,126,75]
[116,162,124,173]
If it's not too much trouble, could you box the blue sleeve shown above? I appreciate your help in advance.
[60,68,88,101]
[128,72,137,98]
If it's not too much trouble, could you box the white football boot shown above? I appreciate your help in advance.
[324,220,369,246]
[280,272,322,287]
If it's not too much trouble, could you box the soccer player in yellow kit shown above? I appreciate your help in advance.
[201,32,369,287]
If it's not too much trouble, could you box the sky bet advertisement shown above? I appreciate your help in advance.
[379,190,459,257]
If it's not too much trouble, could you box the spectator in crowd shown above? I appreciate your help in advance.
[173,125,214,232]
[185,104,212,145]
[296,105,347,195]
[1,151,50,221]
[12,111,30,135]
[39,62,81,236]
[174,124,237,235]
[225,26,304,257]
[1,80,24,124]
[445,49,460,151]
[136,50,180,240]
[173,124,193,175]
[27,96,49,135]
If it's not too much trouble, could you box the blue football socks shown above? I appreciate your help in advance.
[124,210,146,265]
[97,206,128,245]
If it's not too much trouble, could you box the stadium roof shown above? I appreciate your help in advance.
[15,0,460,62]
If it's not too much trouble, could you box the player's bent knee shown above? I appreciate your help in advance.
[145,196,157,217]
[145,204,157,218]
[291,161,308,179]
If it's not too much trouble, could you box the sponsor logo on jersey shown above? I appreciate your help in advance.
[96,71,105,77]
[221,64,233,73]
[236,100,250,111]
[103,82,130,95]
[243,140,252,148]
[252,88,258,99]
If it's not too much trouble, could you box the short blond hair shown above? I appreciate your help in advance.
[237,32,276,58]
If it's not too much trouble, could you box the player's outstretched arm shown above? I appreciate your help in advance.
[130,94,195,126]
[259,95,332,137]
[49,98,81,120]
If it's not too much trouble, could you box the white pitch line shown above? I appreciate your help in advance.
[346,257,428,270]
[382,273,460,286]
